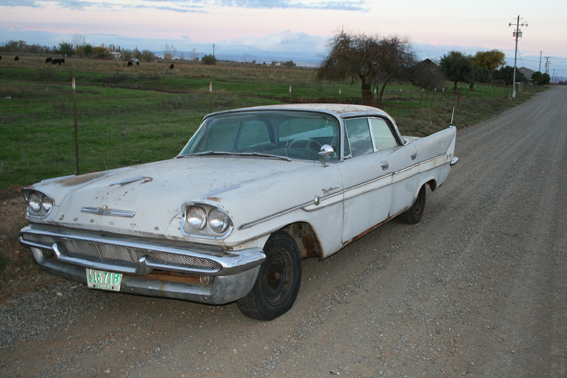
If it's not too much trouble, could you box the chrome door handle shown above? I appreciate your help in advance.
[411,152,417,160]
[380,161,389,170]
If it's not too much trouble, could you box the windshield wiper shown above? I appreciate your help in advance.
[179,151,292,162]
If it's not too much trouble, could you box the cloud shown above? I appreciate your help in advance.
[230,30,328,53]
[0,0,368,12]
[218,0,367,11]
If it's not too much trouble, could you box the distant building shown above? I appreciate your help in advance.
[519,67,535,80]
[109,52,124,60]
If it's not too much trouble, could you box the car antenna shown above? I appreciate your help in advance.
[450,107,455,126]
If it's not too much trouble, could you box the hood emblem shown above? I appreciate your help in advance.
[82,207,136,218]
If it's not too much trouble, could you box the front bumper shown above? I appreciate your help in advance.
[19,224,265,305]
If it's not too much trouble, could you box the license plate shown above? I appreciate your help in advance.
[86,268,123,291]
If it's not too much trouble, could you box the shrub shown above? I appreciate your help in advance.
[201,54,217,65]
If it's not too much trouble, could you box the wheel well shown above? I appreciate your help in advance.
[426,179,437,192]
[281,222,322,259]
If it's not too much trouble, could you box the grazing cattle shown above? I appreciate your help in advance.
[15,56,19,61]
[45,57,52,63]
[136,61,139,66]
[0,55,2,61]
[169,63,174,69]
[127,61,133,67]
[52,58,65,65]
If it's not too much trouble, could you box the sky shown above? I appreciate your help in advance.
[1,0,566,80]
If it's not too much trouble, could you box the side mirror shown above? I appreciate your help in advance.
[318,144,334,167]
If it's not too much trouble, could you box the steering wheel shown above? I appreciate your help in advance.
[288,138,322,151]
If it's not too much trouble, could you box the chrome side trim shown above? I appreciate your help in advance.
[240,153,451,229]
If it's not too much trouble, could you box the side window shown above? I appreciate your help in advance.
[344,118,373,157]
[370,118,398,152]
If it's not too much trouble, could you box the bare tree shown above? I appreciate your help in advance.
[316,31,416,105]
[164,44,177,61]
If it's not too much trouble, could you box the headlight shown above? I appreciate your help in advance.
[185,206,207,231]
[22,189,55,218]
[209,208,230,233]
[181,204,233,239]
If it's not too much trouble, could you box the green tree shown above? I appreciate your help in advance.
[140,49,156,62]
[57,41,75,57]
[492,66,527,86]
[202,54,217,65]
[316,31,415,105]
[439,51,474,93]
[531,71,550,85]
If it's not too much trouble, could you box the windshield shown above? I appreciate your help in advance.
[180,110,340,161]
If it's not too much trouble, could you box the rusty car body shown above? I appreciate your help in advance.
[19,104,458,320]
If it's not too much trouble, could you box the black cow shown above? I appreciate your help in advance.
[127,61,133,67]
[136,61,139,66]
[52,58,65,65]
[169,63,174,69]
[0,55,2,61]
[45,57,52,63]
[14,56,19,61]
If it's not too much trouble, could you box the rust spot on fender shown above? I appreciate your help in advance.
[206,196,222,202]
[140,177,153,184]
[57,172,106,186]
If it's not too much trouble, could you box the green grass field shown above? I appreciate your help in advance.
[0,55,543,190]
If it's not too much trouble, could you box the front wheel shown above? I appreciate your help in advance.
[237,231,302,320]
[398,185,426,224]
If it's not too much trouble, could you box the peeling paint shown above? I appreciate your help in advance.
[57,172,106,186]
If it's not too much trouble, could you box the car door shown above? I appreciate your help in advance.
[337,117,395,243]
[368,117,419,217]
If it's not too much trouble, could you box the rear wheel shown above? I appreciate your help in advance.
[237,231,302,320]
[398,185,426,224]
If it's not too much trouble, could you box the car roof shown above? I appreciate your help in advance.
[207,103,392,119]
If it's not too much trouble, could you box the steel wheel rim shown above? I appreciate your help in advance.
[261,248,293,305]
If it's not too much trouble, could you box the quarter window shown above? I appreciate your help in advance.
[344,118,373,157]
[369,118,398,151]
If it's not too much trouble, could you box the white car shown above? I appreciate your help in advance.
[19,104,457,320]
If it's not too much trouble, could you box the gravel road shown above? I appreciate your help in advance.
[1,87,566,377]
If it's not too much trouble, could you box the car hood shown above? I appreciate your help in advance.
[31,156,323,238]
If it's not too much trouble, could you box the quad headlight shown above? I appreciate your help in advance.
[22,189,54,218]
[182,204,233,238]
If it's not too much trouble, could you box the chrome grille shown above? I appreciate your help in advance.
[21,233,220,270]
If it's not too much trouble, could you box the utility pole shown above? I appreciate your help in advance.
[509,15,528,98]
[544,57,551,74]
[539,51,542,72]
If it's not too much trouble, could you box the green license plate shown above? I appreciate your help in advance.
[86,268,123,291]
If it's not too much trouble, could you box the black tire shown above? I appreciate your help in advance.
[237,231,302,320]
[398,185,426,224]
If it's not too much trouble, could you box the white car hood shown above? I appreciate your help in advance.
[32,156,317,238]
